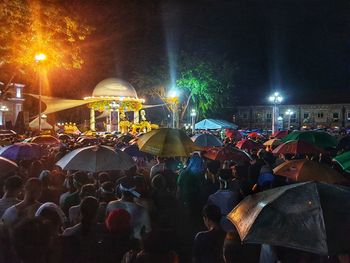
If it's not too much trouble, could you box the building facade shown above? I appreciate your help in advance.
[235,104,350,130]
[0,83,25,129]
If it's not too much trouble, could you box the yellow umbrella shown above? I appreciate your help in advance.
[273,159,346,184]
[263,138,281,147]
[137,128,202,157]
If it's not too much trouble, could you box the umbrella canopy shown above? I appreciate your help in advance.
[272,140,325,155]
[191,133,223,147]
[333,151,350,173]
[121,144,150,158]
[228,182,350,255]
[337,136,350,152]
[117,133,134,143]
[56,145,135,172]
[273,159,345,183]
[225,129,243,140]
[247,132,262,139]
[203,146,252,164]
[0,157,18,174]
[271,130,289,139]
[58,134,72,141]
[0,143,42,161]
[137,128,201,157]
[236,139,263,151]
[31,135,60,146]
[281,131,338,149]
[195,119,237,130]
[263,138,281,147]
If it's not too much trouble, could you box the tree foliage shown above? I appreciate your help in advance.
[0,0,91,70]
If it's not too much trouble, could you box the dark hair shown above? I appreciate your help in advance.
[80,197,99,236]
[79,184,96,199]
[207,160,221,174]
[12,218,52,263]
[202,204,221,224]
[4,176,23,192]
[73,171,89,188]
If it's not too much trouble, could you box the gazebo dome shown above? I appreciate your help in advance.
[92,78,138,99]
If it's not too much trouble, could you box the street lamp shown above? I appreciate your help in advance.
[0,105,9,128]
[285,109,294,130]
[167,89,179,129]
[190,108,196,134]
[35,53,46,132]
[268,91,283,134]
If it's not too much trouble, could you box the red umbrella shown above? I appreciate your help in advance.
[236,139,263,151]
[272,140,325,155]
[271,130,289,139]
[225,129,243,140]
[203,146,252,164]
[247,132,262,139]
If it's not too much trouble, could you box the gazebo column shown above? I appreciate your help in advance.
[134,110,139,124]
[90,107,96,131]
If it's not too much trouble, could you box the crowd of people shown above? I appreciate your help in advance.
[0,130,349,263]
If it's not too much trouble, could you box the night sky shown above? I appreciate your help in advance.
[47,0,350,105]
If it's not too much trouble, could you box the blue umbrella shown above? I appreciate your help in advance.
[0,142,42,161]
[121,144,150,158]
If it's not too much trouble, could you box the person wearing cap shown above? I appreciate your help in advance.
[106,178,151,240]
[0,176,23,218]
[207,169,240,232]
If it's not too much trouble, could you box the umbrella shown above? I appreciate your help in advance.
[281,131,338,149]
[247,132,262,139]
[121,144,150,158]
[272,140,325,155]
[0,157,18,174]
[203,146,252,164]
[191,133,223,147]
[225,129,243,140]
[137,128,201,157]
[0,143,42,161]
[333,151,350,173]
[271,130,289,139]
[263,138,281,147]
[336,136,350,152]
[58,134,72,141]
[273,159,345,183]
[31,135,60,145]
[77,137,100,145]
[228,182,350,255]
[236,139,263,151]
[118,133,134,143]
[56,145,135,172]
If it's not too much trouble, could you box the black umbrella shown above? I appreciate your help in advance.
[337,136,350,152]
[228,182,350,255]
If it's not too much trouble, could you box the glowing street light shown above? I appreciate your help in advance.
[190,108,197,134]
[167,89,179,128]
[285,109,294,130]
[268,91,283,134]
[35,53,46,132]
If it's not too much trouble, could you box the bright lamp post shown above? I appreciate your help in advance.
[35,53,47,132]
[268,91,283,134]
[167,89,179,129]
[285,109,294,130]
[190,108,196,134]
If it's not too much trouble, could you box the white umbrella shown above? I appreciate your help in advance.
[56,145,135,172]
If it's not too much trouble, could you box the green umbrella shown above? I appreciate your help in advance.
[333,151,350,173]
[281,131,337,149]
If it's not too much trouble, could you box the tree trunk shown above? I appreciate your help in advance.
[180,92,193,121]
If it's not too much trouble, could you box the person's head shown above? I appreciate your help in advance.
[80,196,99,223]
[217,169,232,189]
[24,178,42,202]
[118,177,139,200]
[39,170,51,188]
[99,181,115,202]
[73,171,89,190]
[3,175,23,197]
[35,202,66,234]
[202,204,221,229]
[105,209,131,237]
[97,172,110,184]
[79,184,96,199]
[12,217,53,263]
[206,160,220,175]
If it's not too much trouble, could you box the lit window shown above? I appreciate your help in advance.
[16,87,21,98]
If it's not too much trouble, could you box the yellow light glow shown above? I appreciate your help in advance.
[35,53,47,62]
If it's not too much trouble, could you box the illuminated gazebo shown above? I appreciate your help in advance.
[83,78,145,132]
